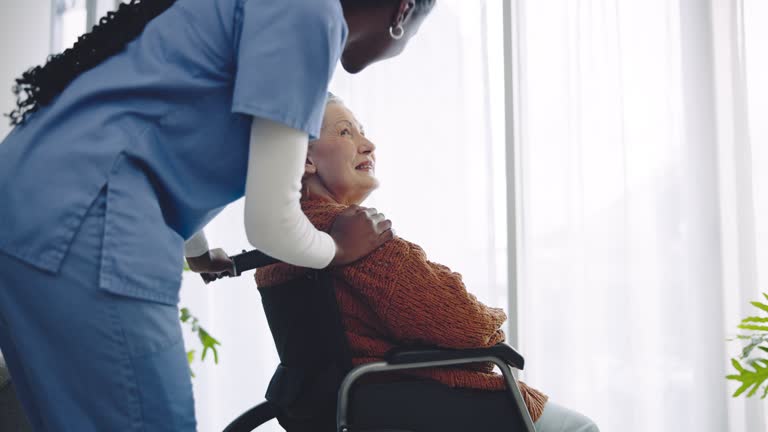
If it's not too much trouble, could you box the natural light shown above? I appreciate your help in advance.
[0,0,766,431]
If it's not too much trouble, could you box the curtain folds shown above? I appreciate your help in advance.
[512,0,766,430]
[178,1,767,430]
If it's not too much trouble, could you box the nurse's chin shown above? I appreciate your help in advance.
[341,45,404,74]
[340,57,366,74]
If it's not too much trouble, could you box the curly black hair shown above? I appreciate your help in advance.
[6,0,176,126]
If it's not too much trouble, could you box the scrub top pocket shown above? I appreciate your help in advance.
[100,153,186,306]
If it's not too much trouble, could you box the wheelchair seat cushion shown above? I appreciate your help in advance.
[348,380,529,432]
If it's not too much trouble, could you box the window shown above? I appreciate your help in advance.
[744,0,768,296]
[51,0,117,53]
[51,0,87,53]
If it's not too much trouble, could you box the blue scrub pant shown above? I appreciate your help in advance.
[0,189,196,431]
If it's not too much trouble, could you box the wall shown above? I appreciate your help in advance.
[0,1,51,140]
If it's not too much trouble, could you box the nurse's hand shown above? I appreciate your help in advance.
[186,248,234,277]
[329,206,394,266]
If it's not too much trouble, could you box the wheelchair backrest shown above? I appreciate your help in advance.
[257,269,353,428]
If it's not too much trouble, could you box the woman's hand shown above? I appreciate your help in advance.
[329,206,394,266]
[186,248,234,276]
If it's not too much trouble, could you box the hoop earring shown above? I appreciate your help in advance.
[389,24,405,40]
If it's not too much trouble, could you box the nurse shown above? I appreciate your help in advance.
[0,0,436,430]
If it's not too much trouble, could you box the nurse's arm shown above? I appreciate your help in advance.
[184,231,234,275]
[184,230,209,258]
[243,117,337,269]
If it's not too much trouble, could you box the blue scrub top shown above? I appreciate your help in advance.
[0,0,348,304]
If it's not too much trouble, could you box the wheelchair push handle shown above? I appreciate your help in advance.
[198,249,279,283]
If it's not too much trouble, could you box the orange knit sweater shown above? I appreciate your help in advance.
[254,197,548,422]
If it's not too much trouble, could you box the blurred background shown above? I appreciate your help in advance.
[1,1,767,431]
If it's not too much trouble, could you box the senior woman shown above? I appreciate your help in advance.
[255,95,600,432]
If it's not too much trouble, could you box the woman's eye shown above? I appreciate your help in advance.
[340,128,352,137]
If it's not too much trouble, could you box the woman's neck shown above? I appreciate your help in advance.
[302,178,366,206]
[303,180,343,204]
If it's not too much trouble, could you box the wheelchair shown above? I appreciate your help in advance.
[0,355,33,431]
[206,249,538,432]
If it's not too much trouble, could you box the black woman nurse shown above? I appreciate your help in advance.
[0,0,436,430]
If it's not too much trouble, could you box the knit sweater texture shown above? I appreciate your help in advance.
[254,197,548,422]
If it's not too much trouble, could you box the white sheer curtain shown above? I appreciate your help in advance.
[743,1,768,307]
[328,0,508,310]
[181,1,507,430]
[511,0,767,431]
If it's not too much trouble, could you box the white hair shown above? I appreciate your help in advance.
[326,92,344,106]
[310,93,345,144]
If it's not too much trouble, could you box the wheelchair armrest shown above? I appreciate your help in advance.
[384,343,524,370]
[338,343,535,431]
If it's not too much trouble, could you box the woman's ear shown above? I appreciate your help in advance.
[304,157,317,176]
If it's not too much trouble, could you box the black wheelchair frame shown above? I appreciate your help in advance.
[204,250,537,432]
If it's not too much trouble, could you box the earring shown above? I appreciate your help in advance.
[389,24,405,40]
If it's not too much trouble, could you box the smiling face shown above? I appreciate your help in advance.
[304,102,378,206]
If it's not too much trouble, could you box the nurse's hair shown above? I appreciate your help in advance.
[6,0,435,126]
[6,0,176,126]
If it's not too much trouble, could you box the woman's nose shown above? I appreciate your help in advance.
[360,137,376,154]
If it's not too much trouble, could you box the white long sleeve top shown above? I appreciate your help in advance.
[184,117,336,269]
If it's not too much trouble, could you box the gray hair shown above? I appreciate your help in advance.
[327,92,344,106]
[310,93,345,144]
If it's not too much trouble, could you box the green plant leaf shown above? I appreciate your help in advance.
[179,308,222,372]
[738,324,768,332]
[728,293,768,399]
[742,317,768,324]
[732,358,746,373]
[198,327,221,364]
[739,337,768,359]
[727,358,768,398]
[750,301,768,314]
[187,350,196,378]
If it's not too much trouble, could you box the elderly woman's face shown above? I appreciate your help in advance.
[307,102,378,205]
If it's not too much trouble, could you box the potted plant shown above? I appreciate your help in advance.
[727,293,768,398]
[181,263,221,376]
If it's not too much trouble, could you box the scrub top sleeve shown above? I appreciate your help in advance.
[231,1,348,140]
